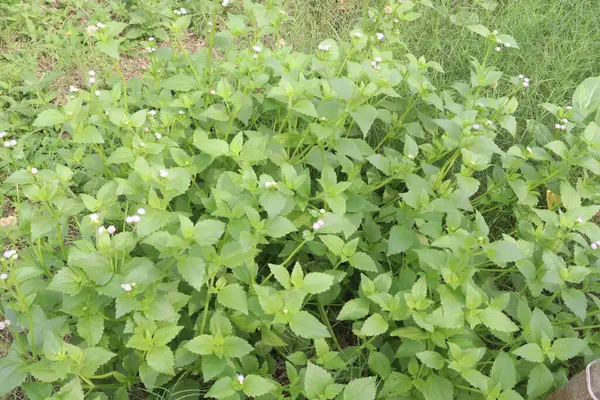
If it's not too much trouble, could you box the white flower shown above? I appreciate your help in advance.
[98,226,106,235]
[472,124,480,130]
[504,42,511,47]
[408,154,415,159]
[69,85,79,92]
[125,216,134,223]
[30,167,38,174]
[107,225,117,235]
[159,170,169,178]
[496,39,502,44]
[376,32,385,41]
[252,54,258,59]
[252,45,262,52]
[149,109,156,116]
[4,320,9,327]
[319,209,326,214]
[96,22,105,28]
[312,222,320,230]
[178,110,184,115]
[237,374,245,384]
[210,90,216,95]
[321,117,327,121]
[555,123,561,129]
[495,46,501,52]
[3,249,17,259]
[88,70,96,76]
[143,127,149,132]
[264,181,277,188]
[596,240,600,245]
[566,106,573,110]
[222,0,230,6]
[0,273,7,280]
[370,61,377,67]
[137,208,146,215]
[131,215,141,223]
[493,30,498,35]
[89,77,96,84]
[353,32,362,38]
[282,309,288,314]
[592,243,598,250]
[577,217,584,223]
[394,18,399,23]
[174,9,181,14]
[149,37,155,41]
[155,132,162,139]
[526,147,533,153]
[524,78,530,83]
[3,142,9,147]
[375,57,382,63]
[0,322,5,330]
[89,213,100,223]
[180,8,187,14]
[95,90,101,96]
[518,74,524,79]
[522,82,529,87]
[562,118,568,123]
[560,125,566,131]
[0,132,5,138]
[121,283,133,292]
[8,139,16,146]
[318,44,331,51]
[313,220,324,230]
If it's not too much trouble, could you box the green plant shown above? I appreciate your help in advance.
[1,0,600,399]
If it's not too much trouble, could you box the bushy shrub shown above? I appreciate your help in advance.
[1,1,600,399]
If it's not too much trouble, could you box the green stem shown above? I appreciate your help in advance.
[261,240,307,284]
[318,304,342,352]
[573,324,600,331]
[199,278,213,335]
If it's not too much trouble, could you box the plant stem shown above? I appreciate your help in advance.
[261,240,307,284]
[318,304,342,352]
[199,278,213,335]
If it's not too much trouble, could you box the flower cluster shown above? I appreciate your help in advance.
[0,272,7,280]
[120,282,136,292]
[370,57,383,70]
[317,44,331,52]
[0,319,11,330]
[312,219,325,230]
[173,7,187,15]
[591,240,600,250]
[2,133,17,147]
[554,118,568,131]
[375,32,385,41]
[517,74,530,87]
[125,208,146,224]
[264,181,277,188]
[2,249,18,260]
[98,225,117,235]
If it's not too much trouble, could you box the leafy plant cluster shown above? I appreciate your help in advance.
[1,0,600,399]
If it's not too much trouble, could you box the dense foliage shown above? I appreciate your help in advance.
[1,0,600,399]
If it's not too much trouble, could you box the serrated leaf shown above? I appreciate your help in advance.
[162,74,197,91]
[350,105,377,136]
[78,347,115,377]
[416,351,445,369]
[479,308,519,332]
[33,109,65,127]
[467,24,490,37]
[217,284,248,314]
[388,225,417,256]
[193,219,225,246]
[344,377,376,400]
[562,288,587,320]
[264,216,297,238]
[243,375,275,397]
[304,362,333,399]
[513,343,544,363]
[491,352,517,390]
[360,313,388,336]
[550,338,585,361]
[338,298,370,320]
[223,336,254,358]
[289,311,330,339]
[368,351,391,378]
[422,374,453,400]
[77,315,104,346]
[349,251,377,272]
[527,363,553,398]
[302,273,334,294]
[177,257,205,291]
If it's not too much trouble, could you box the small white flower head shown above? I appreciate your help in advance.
[376,32,385,41]
[577,217,584,224]
[98,226,106,235]
[89,213,100,224]
[125,216,134,224]
[317,220,325,228]
[159,170,169,178]
[496,39,502,44]
[178,110,185,115]
[518,74,524,79]
[321,117,327,121]
[143,127,149,132]
[210,89,216,95]
[4,320,9,327]
[555,123,561,129]
[89,77,96,84]
[562,118,568,123]
[353,32,363,38]
[524,78,530,83]
[472,124,480,130]
[107,225,117,235]
[0,273,8,280]
[96,22,105,28]
[30,167,38,174]
[155,132,162,139]
[131,282,137,287]
[88,70,96,76]
[495,46,502,52]
[375,57,383,63]
[283,308,289,314]
[131,215,141,223]
[174,9,181,15]
[3,249,17,259]
[522,82,529,88]
[252,45,262,52]
[566,106,573,110]
[595,240,600,246]
[124,120,129,125]
[208,21,213,26]
[319,208,326,214]
[493,30,498,35]
[592,243,598,250]
[560,125,567,131]
[394,18,399,23]
[252,54,258,59]
[95,90,101,96]
[504,42,511,47]
[408,154,415,159]
[9,139,16,146]
[69,85,79,93]
[180,7,187,14]
[237,374,245,384]
[370,61,377,68]
[3,141,9,147]
[312,222,320,230]
[137,208,146,215]
[70,95,75,99]
[148,36,155,42]
[317,44,331,51]
[526,146,533,153]
[121,283,133,292]
[0,322,5,330]
[149,110,156,116]
[0,132,5,138]
[147,47,155,53]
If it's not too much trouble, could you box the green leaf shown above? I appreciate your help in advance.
[527,363,554,398]
[559,181,581,210]
[186,335,214,355]
[349,252,377,272]
[75,126,104,144]
[368,351,391,378]
[147,345,175,375]
[499,115,517,137]
[302,272,334,294]
[479,308,519,332]
[223,336,253,358]
[202,105,230,121]
[207,377,235,398]
[573,77,600,118]
[77,347,115,377]
[177,257,205,291]
[53,378,84,400]
[360,313,389,336]
[304,362,333,399]
[96,39,121,59]
[0,355,28,395]
[292,99,318,117]
[162,74,197,91]
[388,225,417,256]
[490,352,517,390]
[320,235,345,256]
[379,372,412,397]
[483,240,526,263]
[22,382,52,400]
[31,216,56,240]
[562,288,587,320]
[344,377,376,400]
[422,374,453,400]
[338,298,370,320]
[512,343,544,363]
[260,191,287,218]
[550,338,586,361]
[467,24,490,37]
[201,354,226,382]
[47,268,83,295]
[193,131,230,156]
[289,311,330,339]
[33,109,64,127]
[243,375,275,397]
[264,216,297,238]
[416,351,445,369]
[217,284,248,314]
[193,219,226,246]
[350,105,377,136]
[154,326,183,346]
[77,314,104,346]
